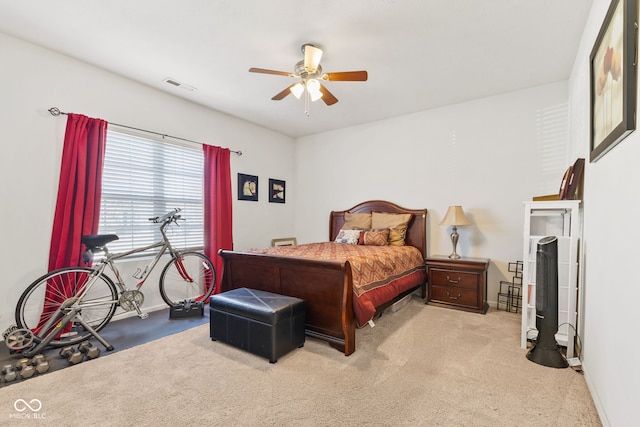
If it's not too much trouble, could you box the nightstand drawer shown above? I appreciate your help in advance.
[430,269,479,290]
[425,256,490,314]
[430,286,478,307]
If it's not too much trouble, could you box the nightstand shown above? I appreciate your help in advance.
[426,256,490,314]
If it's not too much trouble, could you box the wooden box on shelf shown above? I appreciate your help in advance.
[426,256,490,314]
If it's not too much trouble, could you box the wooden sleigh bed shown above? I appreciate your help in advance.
[218,200,428,356]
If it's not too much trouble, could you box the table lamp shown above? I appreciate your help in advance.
[439,206,471,259]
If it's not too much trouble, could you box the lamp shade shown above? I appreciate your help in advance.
[439,206,471,226]
[303,44,323,72]
[289,83,304,99]
[306,79,323,102]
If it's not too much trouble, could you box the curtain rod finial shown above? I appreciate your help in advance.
[48,107,61,116]
[236,151,242,156]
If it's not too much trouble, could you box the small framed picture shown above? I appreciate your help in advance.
[272,237,297,247]
[238,173,258,201]
[268,179,285,203]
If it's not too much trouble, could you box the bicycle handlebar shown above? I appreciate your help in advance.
[149,208,182,224]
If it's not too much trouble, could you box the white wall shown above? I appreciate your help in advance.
[294,82,571,307]
[0,33,295,332]
[567,1,640,425]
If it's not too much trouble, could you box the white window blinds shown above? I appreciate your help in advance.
[98,129,204,255]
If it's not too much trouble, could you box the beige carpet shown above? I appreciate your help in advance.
[0,297,600,426]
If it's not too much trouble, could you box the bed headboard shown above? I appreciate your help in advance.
[329,200,428,258]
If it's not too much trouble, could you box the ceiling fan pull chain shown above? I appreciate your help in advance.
[305,89,310,117]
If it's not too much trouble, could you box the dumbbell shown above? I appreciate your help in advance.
[1,364,17,382]
[78,342,100,360]
[12,356,49,380]
[59,346,84,365]
[31,354,50,374]
[15,358,35,379]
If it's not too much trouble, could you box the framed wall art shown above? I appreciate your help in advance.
[238,173,258,201]
[589,0,638,162]
[271,237,297,247]
[268,178,285,203]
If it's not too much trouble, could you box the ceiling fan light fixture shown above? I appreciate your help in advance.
[303,44,323,73]
[309,89,323,102]
[306,79,323,102]
[290,82,304,99]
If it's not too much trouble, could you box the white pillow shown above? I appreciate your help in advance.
[334,229,361,244]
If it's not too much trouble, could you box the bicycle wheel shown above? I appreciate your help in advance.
[15,267,119,347]
[159,252,216,306]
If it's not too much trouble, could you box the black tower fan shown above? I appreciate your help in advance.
[526,236,568,368]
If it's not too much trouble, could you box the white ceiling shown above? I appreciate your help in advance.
[0,0,592,138]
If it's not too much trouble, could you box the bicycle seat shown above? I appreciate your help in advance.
[81,234,119,249]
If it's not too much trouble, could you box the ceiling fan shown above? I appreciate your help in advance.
[249,43,368,115]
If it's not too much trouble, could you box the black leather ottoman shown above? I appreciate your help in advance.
[209,288,305,363]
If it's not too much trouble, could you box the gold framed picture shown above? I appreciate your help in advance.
[271,237,297,247]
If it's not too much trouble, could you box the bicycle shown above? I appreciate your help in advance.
[4,208,216,357]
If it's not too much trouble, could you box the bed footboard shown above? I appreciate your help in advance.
[218,250,356,356]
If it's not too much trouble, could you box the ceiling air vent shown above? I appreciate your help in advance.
[163,77,196,91]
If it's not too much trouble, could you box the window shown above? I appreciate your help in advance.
[98,129,204,255]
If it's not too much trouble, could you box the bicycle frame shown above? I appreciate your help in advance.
[100,240,174,290]
[75,214,184,315]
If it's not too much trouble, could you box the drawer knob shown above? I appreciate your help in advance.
[446,275,461,284]
[446,292,462,300]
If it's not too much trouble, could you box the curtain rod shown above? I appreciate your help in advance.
[48,107,242,156]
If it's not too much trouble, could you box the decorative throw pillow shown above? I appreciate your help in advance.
[363,229,390,246]
[371,212,413,246]
[342,212,372,230]
[334,229,361,244]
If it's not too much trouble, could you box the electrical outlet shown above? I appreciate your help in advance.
[567,357,581,367]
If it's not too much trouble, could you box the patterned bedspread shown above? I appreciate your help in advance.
[250,242,426,325]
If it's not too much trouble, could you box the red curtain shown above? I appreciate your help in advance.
[203,145,233,294]
[48,114,107,271]
[36,114,106,333]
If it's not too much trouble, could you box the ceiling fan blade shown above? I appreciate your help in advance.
[319,84,339,106]
[323,71,368,82]
[271,85,294,101]
[303,44,323,73]
[249,67,293,77]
